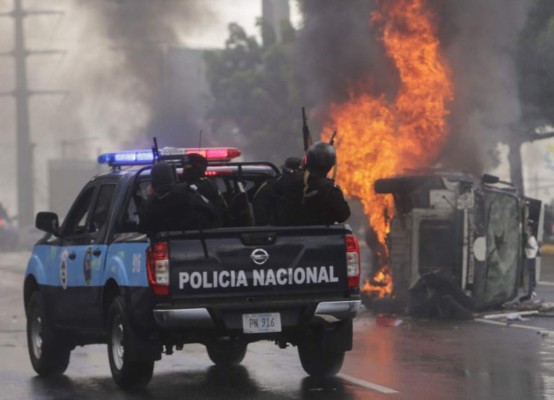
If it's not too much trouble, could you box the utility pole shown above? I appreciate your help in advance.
[0,0,65,227]
[13,0,33,228]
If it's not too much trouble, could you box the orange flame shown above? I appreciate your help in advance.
[322,0,453,297]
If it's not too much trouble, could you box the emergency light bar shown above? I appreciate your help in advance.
[97,150,155,166]
[161,147,242,161]
[97,147,242,166]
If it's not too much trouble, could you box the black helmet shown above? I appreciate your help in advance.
[305,141,336,176]
[182,153,208,182]
[151,162,176,194]
[282,156,302,173]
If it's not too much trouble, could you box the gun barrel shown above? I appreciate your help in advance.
[329,130,337,146]
[302,107,312,151]
[152,137,160,161]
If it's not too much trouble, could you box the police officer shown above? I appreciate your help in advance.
[140,162,217,233]
[274,142,350,226]
[253,157,302,225]
[181,153,227,225]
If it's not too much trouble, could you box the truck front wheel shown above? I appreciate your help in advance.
[26,291,71,376]
[298,336,345,378]
[107,296,154,389]
[206,340,247,366]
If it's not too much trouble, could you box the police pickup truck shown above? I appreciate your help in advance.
[24,146,361,389]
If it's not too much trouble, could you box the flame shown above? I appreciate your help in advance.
[322,0,453,297]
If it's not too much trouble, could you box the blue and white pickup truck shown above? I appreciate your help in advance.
[23,146,361,389]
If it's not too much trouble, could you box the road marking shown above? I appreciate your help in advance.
[482,310,539,319]
[538,281,554,286]
[476,318,554,335]
[338,373,399,394]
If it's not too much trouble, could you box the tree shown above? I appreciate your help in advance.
[204,21,305,163]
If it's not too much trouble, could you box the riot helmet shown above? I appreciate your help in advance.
[282,156,302,173]
[304,141,336,177]
[151,162,176,195]
[182,153,208,182]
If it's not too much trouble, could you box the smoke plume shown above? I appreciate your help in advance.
[296,0,533,175]
[0,0,218,214]
[437,0,532,174]
[75,0,217,148]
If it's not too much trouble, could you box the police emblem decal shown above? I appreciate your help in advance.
[250,248,269,265]
[60,249,68,290]
[84,248,93,285]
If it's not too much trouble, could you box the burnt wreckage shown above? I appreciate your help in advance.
[373,171,542,318]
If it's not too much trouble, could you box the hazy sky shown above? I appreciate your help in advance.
[183,0,302,48]
[0,0,302,214]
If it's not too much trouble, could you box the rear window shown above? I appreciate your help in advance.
[117,166,276,233]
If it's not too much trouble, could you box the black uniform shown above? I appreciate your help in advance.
[140,163,218,233]
[253,169,297,225]
[252,180,278,225]
[273,170,350,226]
[253,157,305,226]
[182,154,227,226]
[189,177,227,225]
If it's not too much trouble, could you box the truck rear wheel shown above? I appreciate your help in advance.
[26,291,71,376]
[107,296,154,389]
[298,337,345,378]
[206,340,247,366]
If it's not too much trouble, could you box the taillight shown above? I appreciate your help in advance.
[147,241,170,295]
[345,234,360,289]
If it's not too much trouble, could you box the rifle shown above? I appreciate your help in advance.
[330,130,338,181]
[329,130,337,146]
[152,137,160,162]
[302,107,313,151]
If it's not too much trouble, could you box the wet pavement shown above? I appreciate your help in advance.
[2,252,554,399]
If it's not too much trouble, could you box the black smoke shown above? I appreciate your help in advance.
[437,0,532,175]
[296,0,396,110]
[296,0,533,176]
[77,0,217,147]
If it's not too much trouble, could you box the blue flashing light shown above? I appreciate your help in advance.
[97,150,155,166]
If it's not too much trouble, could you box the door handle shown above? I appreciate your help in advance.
[68,252,76,260]
[92,249,102,257]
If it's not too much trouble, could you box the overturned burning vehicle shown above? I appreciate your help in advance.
[371,171,542,318]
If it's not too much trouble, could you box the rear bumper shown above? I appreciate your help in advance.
[314,300,361,322]
[152,299,360,328]
[153,308,215,328]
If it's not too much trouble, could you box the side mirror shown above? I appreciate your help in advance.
[35,212,59,235]
[481,174,500,184]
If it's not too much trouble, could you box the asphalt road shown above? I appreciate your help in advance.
[3,252,554,400]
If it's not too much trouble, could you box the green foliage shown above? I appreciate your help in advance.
[204,22,305,163]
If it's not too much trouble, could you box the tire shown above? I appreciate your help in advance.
[206,340,247,366]
[298,336,344,378]
[26,291,71,376]
[107,296,154,389]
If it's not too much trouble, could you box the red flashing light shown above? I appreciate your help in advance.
[147,241,170,296]
[185,147,241,161]
[345,234,360,289]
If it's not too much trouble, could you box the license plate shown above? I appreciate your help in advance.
[242,313,281,333]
